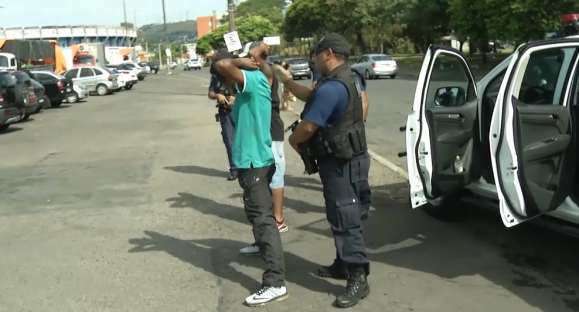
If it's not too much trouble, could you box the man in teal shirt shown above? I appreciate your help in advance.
[215,43,287,307]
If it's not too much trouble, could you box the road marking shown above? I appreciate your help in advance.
[367,149,408,180]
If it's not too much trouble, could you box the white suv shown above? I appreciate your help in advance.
[185,58,202,71]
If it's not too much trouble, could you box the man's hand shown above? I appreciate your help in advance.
[249,42,269,61]
[216,94,228,106]
[272,64,293,83]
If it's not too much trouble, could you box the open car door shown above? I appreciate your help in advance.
[490,40,578,227]
[406,45,479,208]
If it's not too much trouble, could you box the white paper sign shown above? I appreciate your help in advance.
[165,48,172,57]
[263,36,281,46]
[223,31,243,52]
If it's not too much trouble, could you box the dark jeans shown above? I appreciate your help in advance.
[318,153,371,272]
[238,165,285,287]
[219,108,237,172]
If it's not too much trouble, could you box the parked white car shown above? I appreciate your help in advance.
[106,68,138,90]
[64,66,118,96]
[184,57,202,71]
[405,39,579,229]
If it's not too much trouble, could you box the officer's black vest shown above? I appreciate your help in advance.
[302,63,367,161]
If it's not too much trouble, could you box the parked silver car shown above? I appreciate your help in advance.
[286,58,312,80]
[351,54,398,79]
[64,66,118,96]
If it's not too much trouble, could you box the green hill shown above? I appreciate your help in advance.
[139,20,197,43]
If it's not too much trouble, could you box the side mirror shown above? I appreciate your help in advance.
[434,86,466,107]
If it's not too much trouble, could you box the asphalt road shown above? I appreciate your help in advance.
[1,68,579,311]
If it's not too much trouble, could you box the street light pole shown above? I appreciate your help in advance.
[228,0,235,32]
[162,0,167,31]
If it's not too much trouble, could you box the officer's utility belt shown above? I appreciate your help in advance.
[308,122,367,162]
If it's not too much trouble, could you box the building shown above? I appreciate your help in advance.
[0,25,137,47]
[196,15,219,39]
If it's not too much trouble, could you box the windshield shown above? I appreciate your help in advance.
[287,59,308,65]
[371,55,393,61]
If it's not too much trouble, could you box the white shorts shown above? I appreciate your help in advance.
[270,141,286,189]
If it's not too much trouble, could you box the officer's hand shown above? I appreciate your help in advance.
[272,64,292,84]
[216,94,228,105]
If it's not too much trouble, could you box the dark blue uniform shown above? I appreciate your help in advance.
[209,74,237,174]
[303,81,371,269]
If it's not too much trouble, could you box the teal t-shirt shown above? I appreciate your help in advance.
[232,70,274,169]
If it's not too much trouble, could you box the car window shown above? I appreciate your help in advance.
[0,56,8,67]
[93,68,104,75]
[65,69,79,80]
[10,58,16,67]
[287,59,307,65]
[483,71,506,106]
[518,48,575,105]
[371,55,392,61]
[426,53,475,108]
[35,73,54,82]
[80,68,94,78]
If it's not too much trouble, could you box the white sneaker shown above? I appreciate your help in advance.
[239,243,260,255]
[244,286,288,306]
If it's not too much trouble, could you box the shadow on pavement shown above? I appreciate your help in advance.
[0,127,23,135]
[167,191,325,221]
[165,164,323,193]
[128,232,343,296]
[166,192,247,226]
[164,171,579,310]
[346,181,579,312]
[165,165,228,179]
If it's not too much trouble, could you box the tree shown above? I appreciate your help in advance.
[196,16,279,55]
[236,0,285,27]
[283,0,330,41]
[403,0,450,53]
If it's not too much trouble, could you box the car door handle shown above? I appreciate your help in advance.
[447,113,463,120]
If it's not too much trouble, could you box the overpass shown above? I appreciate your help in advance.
[0,25,138,47]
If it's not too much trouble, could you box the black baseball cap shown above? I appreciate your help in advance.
[313,33,351,57]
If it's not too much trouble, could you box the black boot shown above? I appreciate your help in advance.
[334,266,369,308]
[315,259,348,280]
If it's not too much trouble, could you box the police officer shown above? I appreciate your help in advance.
[278,33,371,308]
[208,49,238,181]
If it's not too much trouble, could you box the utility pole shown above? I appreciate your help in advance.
[123,0,128,36]
[162,0,167,31]
[228,0,235,32]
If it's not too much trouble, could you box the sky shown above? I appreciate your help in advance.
[0,0,228,28]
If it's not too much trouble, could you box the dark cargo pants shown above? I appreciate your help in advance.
[238,165,286,287]
[318,152,371,271]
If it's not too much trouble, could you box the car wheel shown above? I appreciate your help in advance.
[96,84,109,96]
[0,124,8,131]
[67,92,79,103]
[391,74,397,79]
[124,84,133,90]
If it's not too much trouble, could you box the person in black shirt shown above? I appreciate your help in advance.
[208,50,238,180]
